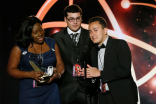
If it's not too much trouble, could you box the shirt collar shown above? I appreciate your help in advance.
[67,27,81,35]
[99,35,109,47]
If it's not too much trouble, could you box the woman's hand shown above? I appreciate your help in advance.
[29,71,44,82]
[47,68,60,83]
[47,43,65,83]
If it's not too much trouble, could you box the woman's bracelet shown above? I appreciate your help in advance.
[57,73,61,78]
[55,67,61,78]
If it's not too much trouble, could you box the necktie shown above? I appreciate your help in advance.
[95,44,106,51]
[70,33,78,46]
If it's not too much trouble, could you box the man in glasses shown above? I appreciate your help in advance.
[51,4,97,104]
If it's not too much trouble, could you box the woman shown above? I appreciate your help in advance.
[7,15,65,104]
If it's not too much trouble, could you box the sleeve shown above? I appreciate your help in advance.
[14,43,25,54]
[101,40,132,83]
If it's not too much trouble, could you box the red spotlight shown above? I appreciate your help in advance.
[53,29,60,34]
[152,78,156,86]
[50,28,62,36]
[121,0,130,9]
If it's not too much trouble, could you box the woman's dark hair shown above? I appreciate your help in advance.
[64,4,82,17]
[15,15,42,48]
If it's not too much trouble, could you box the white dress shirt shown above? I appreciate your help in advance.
[67,27,81,43]
[98,36,109,91]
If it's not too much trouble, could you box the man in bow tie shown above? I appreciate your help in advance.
[85,16,138,104]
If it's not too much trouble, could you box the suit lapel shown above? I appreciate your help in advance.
[91,47,98,68]
[61,28,75,51]
[77,28,86,54]
[91,36,113,69]
[104,36,113,66]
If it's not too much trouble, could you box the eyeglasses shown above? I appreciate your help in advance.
[66,16,82,22]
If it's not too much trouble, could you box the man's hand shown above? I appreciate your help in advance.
[80,64,100,78]
[86,64,100,78]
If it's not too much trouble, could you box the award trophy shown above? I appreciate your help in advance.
[29,61,54,83]
[39,66,54,83]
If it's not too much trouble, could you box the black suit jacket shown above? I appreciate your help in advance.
[51,27,95,102]
[91,36,138,104]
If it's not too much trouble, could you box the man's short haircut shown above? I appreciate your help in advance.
[64,4,82,17]
[88,16,108,29]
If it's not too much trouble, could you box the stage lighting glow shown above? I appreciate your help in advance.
[149,91,153,94]
[69,0,73,5]
[53,29,60,34]
[130,3,156,9]
[36,0,156,88]
[121,0,130,9]
[152,78,156,86]
[36,1,156,103]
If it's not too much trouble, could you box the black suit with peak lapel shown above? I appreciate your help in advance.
[91,36,138,104]
[51,27,97,104]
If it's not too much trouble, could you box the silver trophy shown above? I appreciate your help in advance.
[29,61,54,83]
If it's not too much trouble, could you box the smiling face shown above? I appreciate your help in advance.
[31,23,45,44]
[64,12,82,32]
[89,21,107,45]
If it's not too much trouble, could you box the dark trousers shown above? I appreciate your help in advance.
[99,91,137,104]
[99,91,116,104]
[62,90,97,104]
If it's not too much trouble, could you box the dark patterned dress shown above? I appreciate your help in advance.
[17,38,61,104]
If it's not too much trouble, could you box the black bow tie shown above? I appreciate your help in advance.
[95,44,106,51]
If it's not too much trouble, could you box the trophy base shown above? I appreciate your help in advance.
[39,75,50,83]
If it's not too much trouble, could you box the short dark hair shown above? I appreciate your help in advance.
[64,4,82,17]
[15,15,42,48]
[88,16,108,29]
